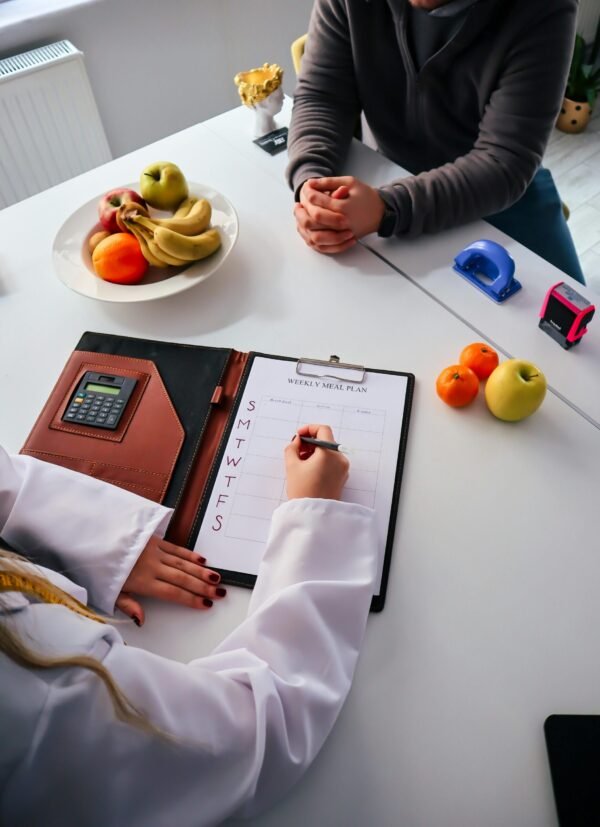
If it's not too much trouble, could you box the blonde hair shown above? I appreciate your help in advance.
[0,546,152,733]
[234,63,283,107]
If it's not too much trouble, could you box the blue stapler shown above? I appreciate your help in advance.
[453,239,521,303]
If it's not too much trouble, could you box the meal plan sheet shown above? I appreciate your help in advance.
[195,356,411,595]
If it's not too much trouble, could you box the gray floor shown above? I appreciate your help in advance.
[544,110,600,294]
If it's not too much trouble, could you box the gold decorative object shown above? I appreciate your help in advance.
[234,63,284,138]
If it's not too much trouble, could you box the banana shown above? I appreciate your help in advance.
[146,198,212,236]
[124,220,167,268]
[127,217,189,267]
[153,226,222,262]
[116,201,150,233]
[174,196,198,218]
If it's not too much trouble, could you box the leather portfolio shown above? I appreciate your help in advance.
[21,331,414,609]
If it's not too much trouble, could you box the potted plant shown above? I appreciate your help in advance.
[556,32,600,133]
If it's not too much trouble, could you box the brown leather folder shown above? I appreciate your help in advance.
[21,331,252,551]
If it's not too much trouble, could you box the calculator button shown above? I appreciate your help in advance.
[74,398,84,404]
[107,414,118,425]
[66,413,76,419]
[86,393,95,399]
[75,415,85,421]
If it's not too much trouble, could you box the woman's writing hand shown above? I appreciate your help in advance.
[285,424,349,501]
[116,537,226,626]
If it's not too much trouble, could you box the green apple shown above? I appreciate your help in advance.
[485,359,547,422]
[140,162,188,211]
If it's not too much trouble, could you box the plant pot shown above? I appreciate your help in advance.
[556,97,593,133]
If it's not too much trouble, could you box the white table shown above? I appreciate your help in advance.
[206,100,600,429]
[1,108,600,827]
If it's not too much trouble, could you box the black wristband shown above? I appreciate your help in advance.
[377,193,397,238]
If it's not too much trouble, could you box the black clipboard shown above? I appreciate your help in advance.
[204,353,414,612]
[545,714,600,826]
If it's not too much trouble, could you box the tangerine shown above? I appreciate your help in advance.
[92,232,148,284]
[459,342,499,380]
[436,365,479,408]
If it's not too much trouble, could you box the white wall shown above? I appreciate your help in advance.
[0,0,313,158]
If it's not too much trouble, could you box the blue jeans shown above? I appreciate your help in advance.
[485,167,585,284]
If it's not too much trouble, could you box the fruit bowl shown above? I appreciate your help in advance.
[52,182,238,303]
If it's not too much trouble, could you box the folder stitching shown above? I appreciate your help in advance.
[19,449,170,479]
[186,353,255,545]
[171,352,233,524]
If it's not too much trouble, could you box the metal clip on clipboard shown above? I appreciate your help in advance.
[296,354,366,384]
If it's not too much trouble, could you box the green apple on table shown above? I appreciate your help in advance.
[485,359,547,422]
[140,162,189,211]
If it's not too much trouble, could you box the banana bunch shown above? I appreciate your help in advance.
[119,198,221,268]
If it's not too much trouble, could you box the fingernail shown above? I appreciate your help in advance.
[132,616,141,627]
[291,434,297,441]
[203,598,213,608]
[209,573,220,584]
[216,587,227,597]
[197,556,206,565]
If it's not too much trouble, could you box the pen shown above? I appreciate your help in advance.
[298,435,351,454]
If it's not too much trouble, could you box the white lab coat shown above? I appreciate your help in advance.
[0,446,377,826]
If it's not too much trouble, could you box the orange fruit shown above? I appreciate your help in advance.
[459,342,499,380]
[92,232,148,284]
[436,365,479,408]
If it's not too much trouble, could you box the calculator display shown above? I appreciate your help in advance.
[85,382,120,395]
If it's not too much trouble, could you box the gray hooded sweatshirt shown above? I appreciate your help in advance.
[286,0,577,236]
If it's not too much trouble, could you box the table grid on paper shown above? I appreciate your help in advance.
[225,395,385,544]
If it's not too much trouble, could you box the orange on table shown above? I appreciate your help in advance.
[92,232,148,284]
[436,364,479,408]
[459,342,499,380]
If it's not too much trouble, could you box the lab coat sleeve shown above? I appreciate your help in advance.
[7,498,377,826]
[0,446,171,614]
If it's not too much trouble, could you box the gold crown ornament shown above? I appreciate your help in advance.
[234,63,283,107]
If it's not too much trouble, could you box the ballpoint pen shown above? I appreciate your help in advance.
[298,435,351,454]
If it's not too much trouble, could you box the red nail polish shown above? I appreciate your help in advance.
[209,573,220,584]
[216,587,227,597]
[197,556,207,565]
[203,598,213,608]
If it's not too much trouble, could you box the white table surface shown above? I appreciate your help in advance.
[205,100,600,430]
[1,109,600,827]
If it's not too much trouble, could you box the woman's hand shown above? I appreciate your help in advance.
[285,424,350,501]
[115,537,226,626]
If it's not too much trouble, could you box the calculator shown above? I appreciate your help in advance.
[62,372,137,430]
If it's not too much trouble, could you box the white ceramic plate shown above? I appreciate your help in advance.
[52,182,238,303]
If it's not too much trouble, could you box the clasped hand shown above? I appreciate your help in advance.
[294,177,386,254]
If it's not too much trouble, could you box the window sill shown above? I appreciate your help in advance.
[0,0,99,31]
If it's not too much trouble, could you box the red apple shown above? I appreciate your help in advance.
[98,188,146,233]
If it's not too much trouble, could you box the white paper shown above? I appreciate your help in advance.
[195,357,409,594]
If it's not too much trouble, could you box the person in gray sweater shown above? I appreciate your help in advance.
[287,0,585,283]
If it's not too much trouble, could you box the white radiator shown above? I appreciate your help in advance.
[0,40,111,210]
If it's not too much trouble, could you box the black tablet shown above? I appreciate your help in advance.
[544,714,600,826]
